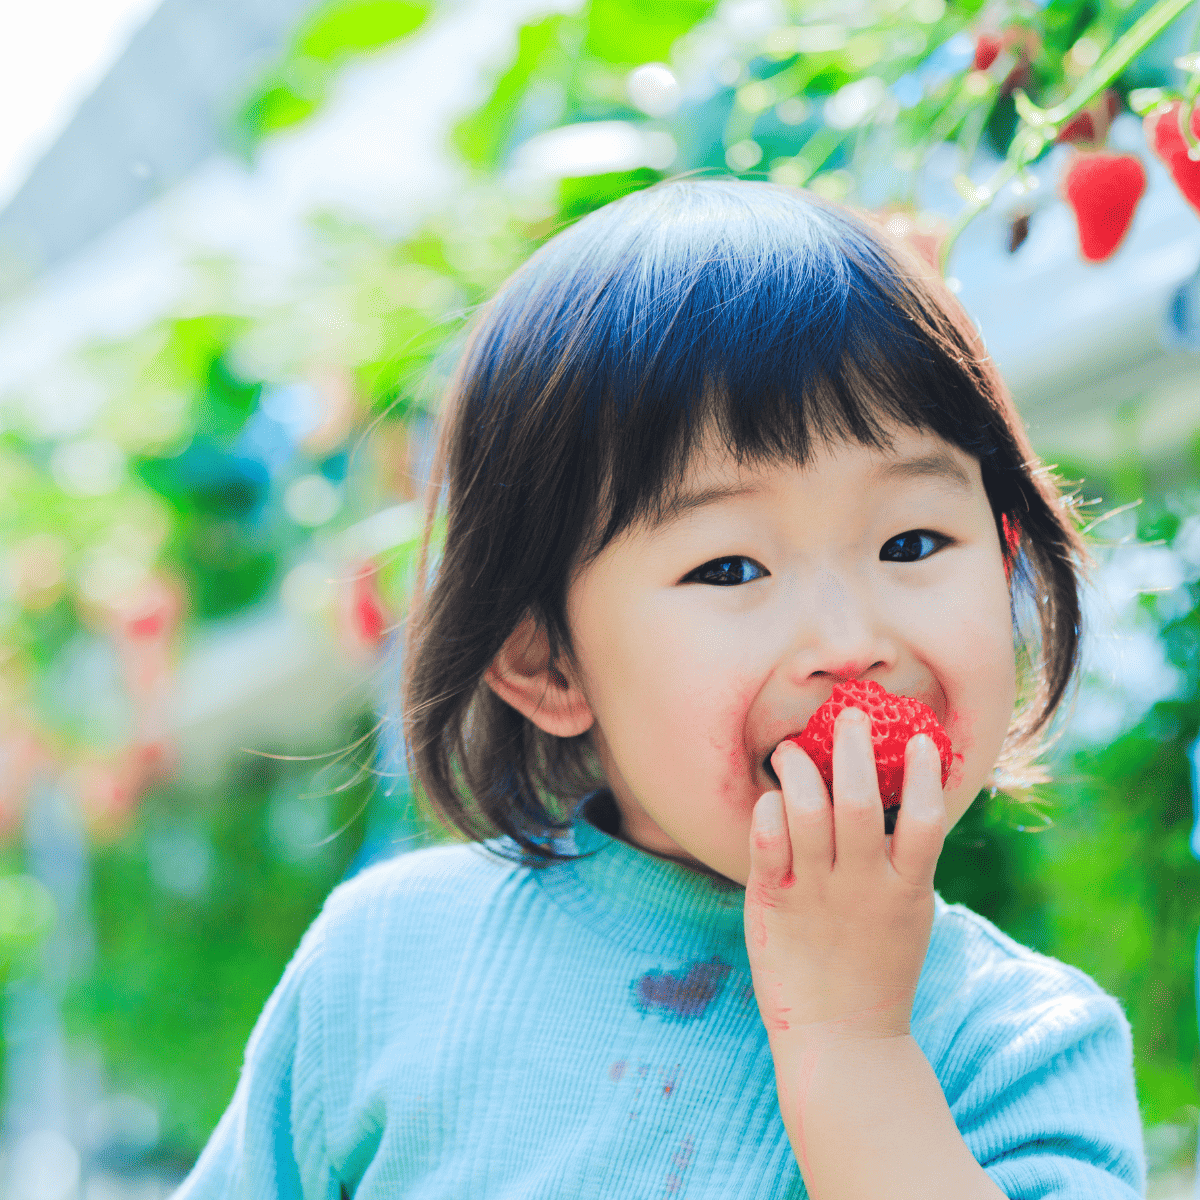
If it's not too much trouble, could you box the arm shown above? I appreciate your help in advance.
[746,711,974,1200]
[172,918,338,1200]
[769,1031,1005,1200]
[746,712,1143,1200]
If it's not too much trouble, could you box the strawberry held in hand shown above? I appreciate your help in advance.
[784,679,952,810]
[1063,152,1146,263]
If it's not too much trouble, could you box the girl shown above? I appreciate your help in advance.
[175,180,1144,1199]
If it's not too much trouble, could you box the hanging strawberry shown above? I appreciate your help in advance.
[1000,514,1022,580]
[1056,90,1121,147]
[1145,100,1200,216]
[971,26,1039,94]
[1062,152,1147,262]
[973,34,1002,72]
[345,560,390,650]
[74,752,144,841]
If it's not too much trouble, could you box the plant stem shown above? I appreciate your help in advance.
[938,128,1044,275]
[940,0,1198,274]
[1038,0,1195,127]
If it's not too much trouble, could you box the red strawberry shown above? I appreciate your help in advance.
[1055,91,1121,147]
[783,679,953,810]
[349,561,388,646]
[1145,100,1200,216]
[1056,110,1097,145]
[971,27,1038,94]
[1001,513,1021,579]
[1062,152,1146,263]
[973,34,1001,72]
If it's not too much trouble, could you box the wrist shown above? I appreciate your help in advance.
[766,998,914,1057]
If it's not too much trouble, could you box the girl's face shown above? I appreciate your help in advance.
[562,423,1017,886]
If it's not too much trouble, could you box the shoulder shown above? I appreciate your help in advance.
[925,900,1145,1196]
[315,835,529,949]
[281,838,539,1069]
[922,895,1135,1098]
[926,892,1113,993]
[929,894,1119,1009]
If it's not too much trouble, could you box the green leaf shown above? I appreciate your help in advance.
[163,317,242,386]
[240,82,323,140]
[452,15,567,169]
[584,0,714,63]
[296,0,431,62]
[557,167,660,224]
[198,357,262,444]
[236,1,431,149]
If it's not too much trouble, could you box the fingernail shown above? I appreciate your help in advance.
[909,734,936,761]
[755,791,786,835]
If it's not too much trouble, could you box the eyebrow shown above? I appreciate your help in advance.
[647,483,762,529]
[645,450,973,531]
[873,451,974,492]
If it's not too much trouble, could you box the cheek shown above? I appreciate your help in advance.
[905,573,1015,779]
[640,673,760,793]
[939,625,1017,801]
[699,679,761,808]
[588,633,762,815]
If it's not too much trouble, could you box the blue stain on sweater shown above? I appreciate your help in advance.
[632,957,732,1020]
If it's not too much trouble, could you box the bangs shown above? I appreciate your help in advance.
[474,179,1004,562]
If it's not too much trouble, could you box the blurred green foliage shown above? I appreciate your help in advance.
[238,0,432,145]
[64,724,378,1156]
[0,0,1196,1175]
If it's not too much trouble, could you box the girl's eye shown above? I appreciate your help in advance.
[879,530,950,563]
[683,556,769,586]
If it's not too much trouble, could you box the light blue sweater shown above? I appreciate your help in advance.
[174,801,1146,1199]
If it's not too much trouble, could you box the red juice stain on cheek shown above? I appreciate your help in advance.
[692,680,759,810]
[941,707,978,791]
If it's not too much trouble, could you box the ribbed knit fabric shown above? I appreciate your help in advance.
[173,801,1146,1199]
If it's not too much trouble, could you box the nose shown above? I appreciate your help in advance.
[785,567,896,686]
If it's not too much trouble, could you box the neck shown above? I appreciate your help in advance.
[584,790,743,893]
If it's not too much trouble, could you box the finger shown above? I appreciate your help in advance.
[748,790,794,888]
[830,707,884,864]
[772,740,833,876]
[890,734,947,890]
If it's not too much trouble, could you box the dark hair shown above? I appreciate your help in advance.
[403,178,1091,867]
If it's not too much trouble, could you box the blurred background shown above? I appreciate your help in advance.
[0,0,1198,1196]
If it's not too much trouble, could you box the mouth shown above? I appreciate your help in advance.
[761,732,804,788]
[762,751,781,788]
[760,744,900,835]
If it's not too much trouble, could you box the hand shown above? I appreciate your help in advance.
[745,706,947,1049]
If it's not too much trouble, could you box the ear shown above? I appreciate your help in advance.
[484,615,595,738]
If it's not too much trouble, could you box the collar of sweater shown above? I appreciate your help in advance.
[531,791,751,972]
